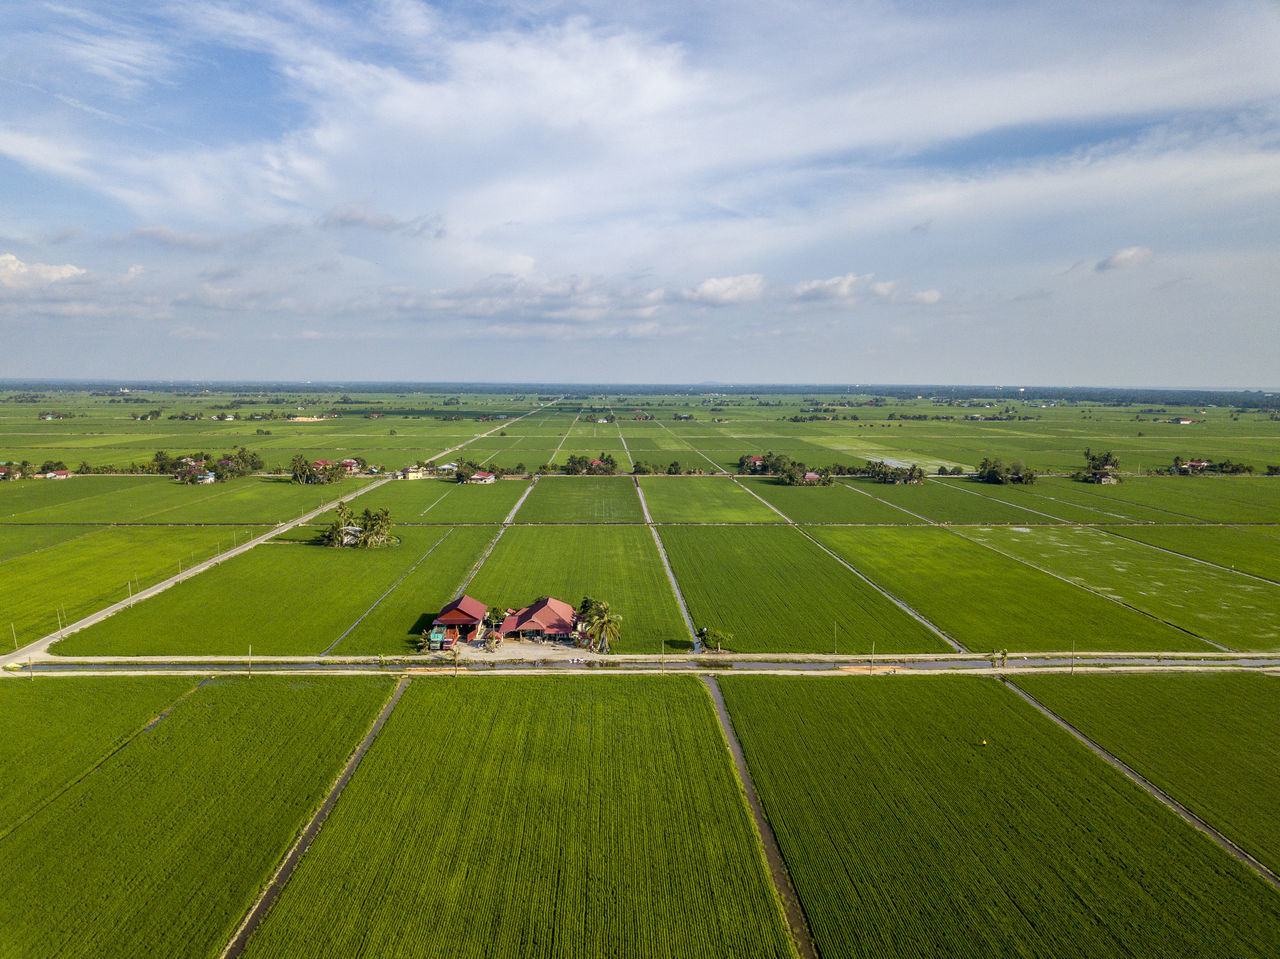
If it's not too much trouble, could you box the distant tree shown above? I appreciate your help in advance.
[666,460,682,475]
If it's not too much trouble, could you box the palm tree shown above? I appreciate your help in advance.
[289,454,314,485]
[583,604,623,654]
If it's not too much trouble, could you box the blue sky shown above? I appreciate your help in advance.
[2,0,1278,385]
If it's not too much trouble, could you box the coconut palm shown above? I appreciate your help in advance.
[583,604,623,654]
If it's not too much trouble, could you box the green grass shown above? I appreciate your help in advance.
[241,677,797,959]
[52,526,454,656]
[1014,673,1280,876]
[638,477,782,523]
[808,526,1206,652]
[1097,524,1280,583]
[720,676,1280,959]
[0,677,196,831]
[849,478,1058,524]
[658,525,946,654]
[739,477,922,524]
[962,525,1280,650]
[327,525,500,655]
[1048,476,1280,524]
[1,525,265,647]
[515,476,645,523]
[0,676,394,959]
[325,478,531,524]
[0,475,375,524]
[466,525,690,652]
[0,524,93,561]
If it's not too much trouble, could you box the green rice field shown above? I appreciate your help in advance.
[658,525,947,654]
[515,476,646,523]
[1014,673,1280,875]
[241,677,797,959]
[720,676,1280,958]
[0,676,394,959]
[638,476,783,523]
[739,476,923,525]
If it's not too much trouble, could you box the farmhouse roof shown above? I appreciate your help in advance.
[434,594,488,626]
[473,470,494,479]
[498,597,576,636]
[803,471,821,481]
[311,459,334,468]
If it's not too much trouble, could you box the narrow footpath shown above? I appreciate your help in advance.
[220,676,411,959]
[634,478,700,650]
[701,676,817,959]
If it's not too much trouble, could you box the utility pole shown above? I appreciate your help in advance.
[870,639,875,673]
[126,581,132,606]
[248,644,252,680]
[833,621,838,657]
[11,622,17,651]
[1071,637,1076,675]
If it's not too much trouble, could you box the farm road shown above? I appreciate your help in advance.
[0,476,395,671]
[634,478,700,650]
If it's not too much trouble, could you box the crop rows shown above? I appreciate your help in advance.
[515,476,646,523]
[1014,673,1280,875]
[0,676,394,959]
[720,676,1280,958]
[242,677,797,959]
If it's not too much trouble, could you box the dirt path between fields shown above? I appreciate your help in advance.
[221,676,410,959]
[635,478,700,651]
[702,675,817,959]
[1004,679,1280,894]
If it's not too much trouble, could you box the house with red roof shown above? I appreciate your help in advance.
[468,471,496,485]
[427,594,488,649]
[311,459,334,469]
[497,597,577,642]
[802,471,822,484]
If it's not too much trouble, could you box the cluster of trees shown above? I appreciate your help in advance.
[290,455,345,485]
[0,459,68,478]
[1071,448,1120,483]
[562,453,618,475]
[974,457,1038,485]
[936,465,966,476]
[862,461,927,485]
[1167,456,1256,475]
[698,626,734,652]
[631,460,687,475]
[456,460,524,481]
[577,597,622,653]
[322,501,395,548]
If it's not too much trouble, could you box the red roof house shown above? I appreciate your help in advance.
[430,594,488,647]
[802,471,821,484]
[468,471,496,484]
[311,459,334,469]
[497,597,577,641]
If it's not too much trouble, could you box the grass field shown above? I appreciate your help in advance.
[962,525,1280,650]
[328,478,531,524]
[241,677,797,959]
[0,677,195,831]
[658,525,947,654]
[807,526,1207,652]
[465,525,690,652]
[0,475,374,525]
[1014,673,1280,876]
[52,526,456,656]
[1097,524,1280,583]
[0,676,394,959]
[638,476,782,523]
[739,477,923,524]
[720,676,1280,959]
[0,524,92,561]
[848,479,1058,524]
[515,476,646,523]
[1044,476,1280,524]
[326,525,500,655]
[2,524,265,647]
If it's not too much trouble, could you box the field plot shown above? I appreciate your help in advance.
[739,477,921,524]
[1059,477,1280,524]
[1015,673,1280,875]
[466,525,689,652]
[962,525,1280,650]
[639,477,782,523]
[658,525,945,654]
[1100,524,1280,583]
[808,527,1204,652]
[0,524,91,561]
[849,479,1057,524]
[932,478,1141,524]
[2,524,264,647]
[422,478,531,523]
[53,526,455,656]
[0,676,394,959]
[515,476,645,523]
[0,475,374,525]
[242,677,796,959]
[720,676,1280,959]
[0,677,195,831]
[327,525,499,655]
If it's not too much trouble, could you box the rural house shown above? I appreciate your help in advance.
[497,597,577,641]
[427,595,488,649]
[468,471,496,484]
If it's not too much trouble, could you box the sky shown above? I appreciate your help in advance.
[1,0,1278,386]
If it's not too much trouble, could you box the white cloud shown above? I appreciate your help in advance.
[793,273,868,301]
[908,289,941,305]
[684,274,765,305]
[1096,246,1154,272]
[0,252,85,288]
